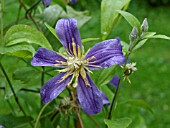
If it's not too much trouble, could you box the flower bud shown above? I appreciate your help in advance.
[129,26,138,42]
[141,18,148,32]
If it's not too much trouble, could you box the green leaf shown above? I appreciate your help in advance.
[43,5,91,29]
[146,34,170,40]
[117,10,141,31]
[5,24,52,50]
[130,115,147,128]
[0,114,32,128]
[101,0,131,40]
[12,67,40,84]
[0,44,35,58]
[53,0,67,12]
[123,99,153,114]
[121,41,129,52]
[45,22,59,40]
[44,118,54,128]
[101,85,114,103]
[82,38,100,43]
[133,39,148,51]
[90,65,117,87]
[142,32,156,39]
[104,118,132,128]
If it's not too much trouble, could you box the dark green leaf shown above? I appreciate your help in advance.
[104,118,132,128]
[117,10,141,31]
[44,118,54,128]
[101,0,131,40]
[0,114,32,128]
[123,99,153,114]
[5,24,52,50]
[12,67,40,84]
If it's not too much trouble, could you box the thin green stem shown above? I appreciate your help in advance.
[34,102,51,128]
[70,91,84,128]
[16,5,22,24]
[18,0,40,30]
[0,0,4,46]
[0,62,34,127]
[41,67,45,86]
[107,78,121,119]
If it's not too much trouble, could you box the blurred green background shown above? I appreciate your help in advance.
[1,0,170,127]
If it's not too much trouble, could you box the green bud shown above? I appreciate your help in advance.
[141,18,148,32]
[129,26,138,42]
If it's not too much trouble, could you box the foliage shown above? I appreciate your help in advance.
[0,0,170,128]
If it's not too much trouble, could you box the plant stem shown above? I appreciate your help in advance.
[41,67,45,86]
[107,77,121,119]
[34,102,51,128]
[70,91,84,128]
[0,62,34,127]
[0,0,4,46]
[16,5,22,24]
[18,0,40,30]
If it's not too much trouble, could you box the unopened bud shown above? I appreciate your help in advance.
[129,26,138,42]
[141,18,148,32]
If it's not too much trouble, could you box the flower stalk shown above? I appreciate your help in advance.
[107,77,121,119]
[0,0,4,46]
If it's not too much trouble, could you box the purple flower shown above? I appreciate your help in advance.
[31,18,125,114]
[0,125,4,128]
[70,0,78,4]
[109,75,120,87]
[42,0,78,7]
[42,0,51,7]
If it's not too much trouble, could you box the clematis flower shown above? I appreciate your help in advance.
[42,0,78,7]
[31,18,125,114]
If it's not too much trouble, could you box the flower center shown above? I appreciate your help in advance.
[67,56,83,71]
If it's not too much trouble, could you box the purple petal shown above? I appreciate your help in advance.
[55,18,82,55]
[0,126,4,128]
[77,73,103,114]
[70,0,78,4]
[85,38,126,70]
[109,74,120,87]
[40,72,72,103]
[42,0,52,7]
[31,48,67,68]
[100,91,110,105]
